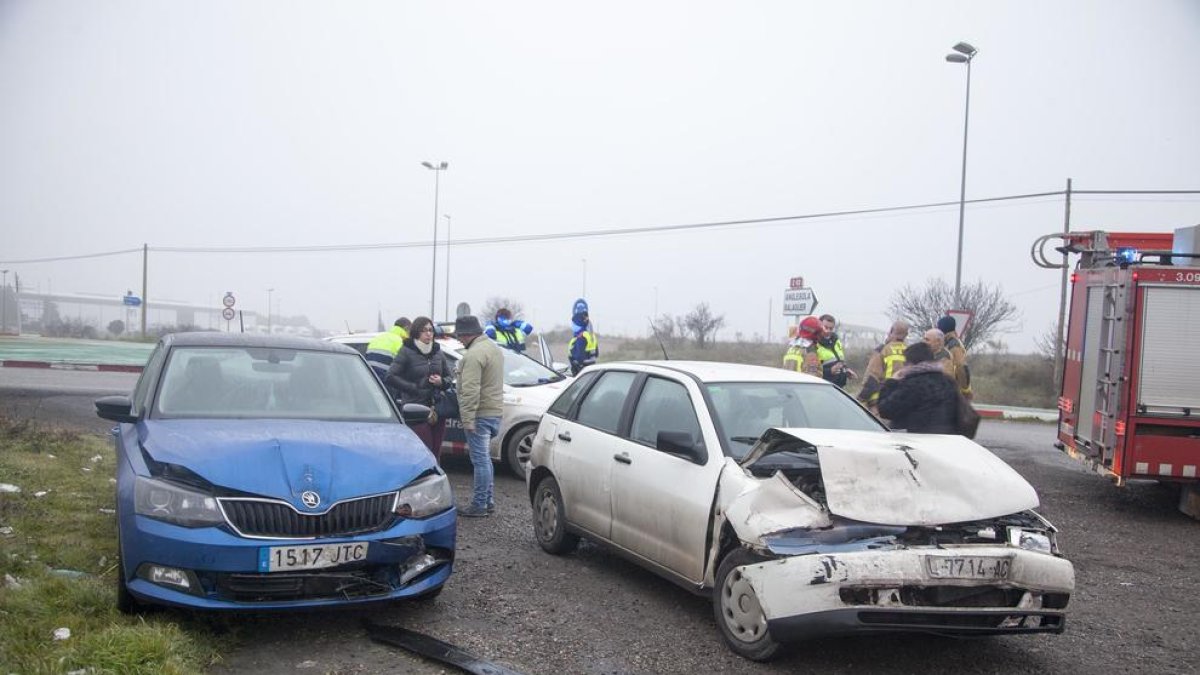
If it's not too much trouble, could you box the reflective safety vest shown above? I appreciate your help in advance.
[867,341,908,404]
[492,326,528,352]
[569,331,598,374]
[783,345,805,371]
[365,326,406,375]
[815,339,845,368]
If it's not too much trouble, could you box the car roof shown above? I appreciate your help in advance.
[595,360,829,385]
[164,331,357,354]
[325,332,465,353]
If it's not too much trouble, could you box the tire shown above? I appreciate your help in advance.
[532,476,579,555]
[115,532,141,615]
[713,548,783,662]
[504,424,537,477]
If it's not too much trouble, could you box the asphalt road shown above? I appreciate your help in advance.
[3,371,1198,674]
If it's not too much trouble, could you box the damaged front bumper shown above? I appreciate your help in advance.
[739,546,1074,641]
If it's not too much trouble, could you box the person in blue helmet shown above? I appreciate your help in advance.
[484,307,534,353]
[568,309,598,376]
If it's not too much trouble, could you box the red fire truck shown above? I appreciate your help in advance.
[1032,226,1200,517]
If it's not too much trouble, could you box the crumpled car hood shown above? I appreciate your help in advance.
[741,428,1039,526]
[138,419,434,507]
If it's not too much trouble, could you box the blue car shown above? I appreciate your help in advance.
[96,332,455,612]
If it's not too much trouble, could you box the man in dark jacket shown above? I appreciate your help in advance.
[877,342,959,434]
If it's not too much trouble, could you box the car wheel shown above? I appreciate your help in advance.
[504,424,536,477]
[115,533,140,615]
[714,548,783,662]
[532,476,579,555]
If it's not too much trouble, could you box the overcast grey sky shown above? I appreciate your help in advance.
[3,0,1199,350]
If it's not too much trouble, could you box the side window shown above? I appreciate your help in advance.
[575,371,637,434]
[548,371,598,418]
[630,377,702,448]
[131,343,167,415]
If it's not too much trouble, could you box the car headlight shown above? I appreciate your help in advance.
[395,473,453,519]
[134,476,224,527]
[1007,526,1057,554]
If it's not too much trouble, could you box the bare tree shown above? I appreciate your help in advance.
[481,297,525,322]
[649,313,678,343]
[887,278,1019,350]
[680,302,726,349]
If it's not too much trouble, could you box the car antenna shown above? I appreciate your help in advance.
[647,317,670,360]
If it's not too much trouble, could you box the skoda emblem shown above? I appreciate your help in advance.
[300,491,321,509]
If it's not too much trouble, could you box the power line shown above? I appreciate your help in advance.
[4,188,1199,264]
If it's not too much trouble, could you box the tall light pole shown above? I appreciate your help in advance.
[1,269,8,335]
[443,214,452,321]
[946,41,977,305]
[422,161,449,319]
[267,287,274,333]
[581,258,587,297]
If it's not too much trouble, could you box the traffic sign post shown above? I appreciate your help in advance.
[222,293,237,331]
[783,287,819,316]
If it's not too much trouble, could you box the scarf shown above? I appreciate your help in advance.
[415,340,433,355]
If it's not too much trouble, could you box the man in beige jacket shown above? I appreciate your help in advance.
[454,315,505,518]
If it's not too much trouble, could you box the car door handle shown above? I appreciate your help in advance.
[613,453,632,465]
[557,431,572,442]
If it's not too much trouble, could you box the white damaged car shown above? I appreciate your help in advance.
[526,361,1074,661]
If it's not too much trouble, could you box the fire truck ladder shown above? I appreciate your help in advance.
[1092,279,1128,463]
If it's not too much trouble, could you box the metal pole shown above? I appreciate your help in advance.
[430,170,440,319]
[140,244,148,338]
[954,59,972,304]
[443,214,451,321]
[267,288,274,333]
[1053,178,1072,389]
[1,270,8,334]
[582,258,587,296]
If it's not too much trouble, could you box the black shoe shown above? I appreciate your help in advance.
[487,503,495,514]
[459,505,489,518]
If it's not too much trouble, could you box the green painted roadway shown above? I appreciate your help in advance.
[0,336,154,367]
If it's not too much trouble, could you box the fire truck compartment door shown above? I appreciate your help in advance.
[1138,285,1200,415]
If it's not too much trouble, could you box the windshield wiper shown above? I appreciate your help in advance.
[729,436,761,445]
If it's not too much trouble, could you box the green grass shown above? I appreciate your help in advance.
[0,417,224,674]
[594,336,1056,408]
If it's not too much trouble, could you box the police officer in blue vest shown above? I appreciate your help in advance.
[484,308,534,354]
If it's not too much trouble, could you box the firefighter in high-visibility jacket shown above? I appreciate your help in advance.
[857,320,909,411]
[366,318,411,385]
[782,316,824,377]
[937,315,973,400]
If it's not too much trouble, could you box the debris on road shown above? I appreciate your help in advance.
[0,483,20,493]
[365,622,526,675]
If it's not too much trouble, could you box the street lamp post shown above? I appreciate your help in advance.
[1,269,8,335]
[581,258,587,297]
[945,41,977,305]
[443,214,452,322]
[422,161,449,319]
[267,288,274,333]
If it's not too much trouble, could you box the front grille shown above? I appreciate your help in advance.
[219,493,398,538]
[216,569,395,601]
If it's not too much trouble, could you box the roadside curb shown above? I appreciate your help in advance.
[974,405,1057,422]
[0,360,143,373]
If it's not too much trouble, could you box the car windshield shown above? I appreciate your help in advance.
[155,346,397,422]
[500,348,564,387]
[705,381,885,459]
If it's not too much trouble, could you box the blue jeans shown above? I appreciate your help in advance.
[467,417,501,509]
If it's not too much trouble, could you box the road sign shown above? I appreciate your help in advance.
[944,309,973,340]
[783,288,819,316]
[122,294,141,307]
[222,308,236,321]
[222,292,236,308]
[789,277,805,290]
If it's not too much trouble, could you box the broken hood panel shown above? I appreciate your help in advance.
[766,428,1039,526]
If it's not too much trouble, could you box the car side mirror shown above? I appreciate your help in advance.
[657,430,706,465]
[95,395,138,424]
[401,403,433,427]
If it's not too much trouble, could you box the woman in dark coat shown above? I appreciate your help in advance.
[877,341,960,434]
[385,316,454,458]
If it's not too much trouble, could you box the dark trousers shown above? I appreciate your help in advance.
[412,417,448,461]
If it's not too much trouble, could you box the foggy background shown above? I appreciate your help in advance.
[3,0,1199,350]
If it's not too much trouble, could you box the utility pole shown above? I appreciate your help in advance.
[1053,178,1072,389]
